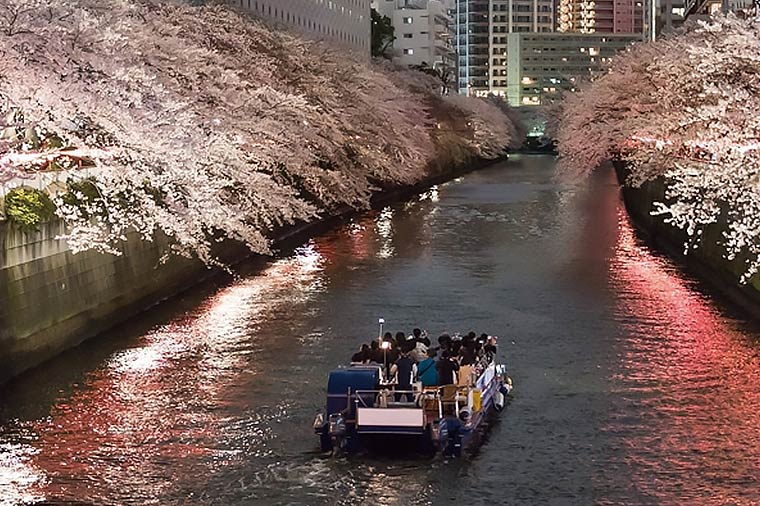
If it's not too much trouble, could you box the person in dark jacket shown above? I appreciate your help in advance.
[437,333,452,354]
[369,340,383,364]
[437,351,460,386]
[459,336,476,366]
[351,344,370,363]
[391,349,417,401]
[441,410,472,458]
[413,328,430,347]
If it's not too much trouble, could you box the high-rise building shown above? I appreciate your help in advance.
[229,0,371,55]
[557,0,645,34]
[455,0,554,96]
[372,0,457,70]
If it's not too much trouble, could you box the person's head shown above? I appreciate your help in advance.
[413,328,422,338]
[361,344,370,352]
[384,332,392,341]
[438,333,451,347]
[371,340,379,350]
[395,331,406,342]
[467,331,476,340]
[427,348,437,359]
[479,333,489,343]
[451,341,462,355]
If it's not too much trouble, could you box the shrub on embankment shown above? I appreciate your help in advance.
[0,0,519,265]
[556,15,760,284]
[3,187,56,230]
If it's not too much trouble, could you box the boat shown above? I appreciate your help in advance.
[313,322,513,458]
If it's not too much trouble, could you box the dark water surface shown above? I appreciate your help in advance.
[2,155,760,505]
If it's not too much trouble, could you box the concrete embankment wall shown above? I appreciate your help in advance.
[0,222,240,384]
[0,155,498,385]
[614,162,760,313]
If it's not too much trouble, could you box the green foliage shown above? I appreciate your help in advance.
[59,177,106,220]
[4,187,56,230]
[371,8,395,59]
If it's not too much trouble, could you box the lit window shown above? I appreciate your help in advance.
[403,17,413,24]
[403,48,414,55]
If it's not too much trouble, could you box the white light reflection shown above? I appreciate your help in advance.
[349,222,366,235]
[108,240,327,386]
[0,441,46,506]
[375,207,395,259]
[418,185,440,203]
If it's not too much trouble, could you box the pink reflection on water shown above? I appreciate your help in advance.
[0,246,325,505]
[607,206,760,504]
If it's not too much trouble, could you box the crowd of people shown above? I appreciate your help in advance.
[350,329,498,394]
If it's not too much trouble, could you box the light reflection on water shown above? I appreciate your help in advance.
[1,156,760,505]
[603,208,760,505]
[375,207,395,260]
[0,246,327,505]
[0,439,45,506]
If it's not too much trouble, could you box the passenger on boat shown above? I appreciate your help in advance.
[391,344,417,402]
[459,336,476,366]
[351,344,371,364]
[437,333,452,354]
[416,348,438,387]
[369,340,383,364]
[388,332,402,363]
[476,334,487,357]
[441,410,472,458]
[410,335,428,363]
[484,335,498,361]
[436,351,460,386]
[413,328,430,347]
[450,339,462,358]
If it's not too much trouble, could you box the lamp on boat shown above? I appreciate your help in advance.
[381,339,391,380]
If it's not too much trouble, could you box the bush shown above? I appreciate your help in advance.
[59,177,104,220]
[4,187,56,230]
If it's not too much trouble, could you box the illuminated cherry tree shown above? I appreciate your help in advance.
[557,15,760,282]
[0,0,517,264]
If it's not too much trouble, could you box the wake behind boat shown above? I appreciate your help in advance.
[313,320,513,457]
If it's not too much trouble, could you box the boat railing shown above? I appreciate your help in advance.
[352,386,475,420]
[353,389,422,408]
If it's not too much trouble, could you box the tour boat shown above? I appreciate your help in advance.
[313,326,513,458]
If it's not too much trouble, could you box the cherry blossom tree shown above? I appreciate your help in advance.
[557,15,760,282]
[0,0,517,264]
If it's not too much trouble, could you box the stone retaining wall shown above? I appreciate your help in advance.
[614,161,760,314]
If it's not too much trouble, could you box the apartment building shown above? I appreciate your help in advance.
[506,32,638,105]
[557,0,645,34]
[230,0,371,55]
[455,0,554,96]
[373,0,456,69]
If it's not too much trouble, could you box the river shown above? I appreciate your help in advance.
[1,154,760,505]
